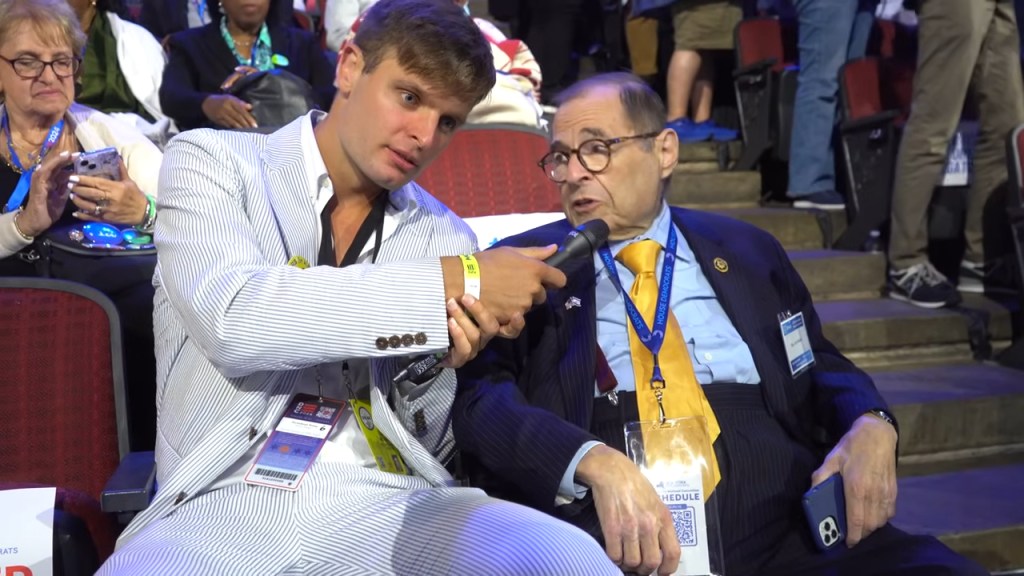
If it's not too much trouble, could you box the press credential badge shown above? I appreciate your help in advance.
[780,311,815,377]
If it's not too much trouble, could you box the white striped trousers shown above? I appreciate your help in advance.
[97,461,620,575]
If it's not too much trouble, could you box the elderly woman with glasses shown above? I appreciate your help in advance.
[0,0,164,455]
[0,0,162,268]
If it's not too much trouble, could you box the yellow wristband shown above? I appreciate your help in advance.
[459,254,481,299]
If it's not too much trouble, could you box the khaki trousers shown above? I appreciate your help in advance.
[889,0,1024,268]
[626,12,660,77]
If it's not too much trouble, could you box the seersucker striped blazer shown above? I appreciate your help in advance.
[116,115,476,547]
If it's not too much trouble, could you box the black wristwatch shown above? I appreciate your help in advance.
[866,408,899,436]
[408,364,444,385]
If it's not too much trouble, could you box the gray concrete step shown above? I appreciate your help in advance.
[668,170,760,209]
[706,207,827,250]
[897,445,1024,478]
[871,363,1024,461]
[790,250,885,301]
[818,299,967,351]
[676,140,742,165]
[960,293,1016,343]
[816,298,1014,368]
[894,463,1024,573]
[675,161,725,175]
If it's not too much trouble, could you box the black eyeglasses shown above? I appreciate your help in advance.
[537,131,662,183]
[0,55,80,79]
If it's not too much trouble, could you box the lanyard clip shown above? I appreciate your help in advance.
[654,388,667,425]
[605,390,619,406]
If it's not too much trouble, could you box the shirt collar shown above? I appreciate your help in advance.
[299,111,422,257]
[594,202,693,276]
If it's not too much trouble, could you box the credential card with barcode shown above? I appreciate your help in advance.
[244,394,345,491]
[656,473,709,576]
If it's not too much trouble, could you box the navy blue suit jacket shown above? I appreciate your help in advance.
[453,207,889,520]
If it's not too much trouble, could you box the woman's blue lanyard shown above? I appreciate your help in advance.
[597,224,678,391]
[2,109,65,214]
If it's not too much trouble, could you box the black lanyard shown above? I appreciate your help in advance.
[318,192,387,268]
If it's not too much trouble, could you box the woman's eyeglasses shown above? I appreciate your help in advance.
[0,55,80,79]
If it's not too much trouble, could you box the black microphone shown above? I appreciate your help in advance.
[392,219,610,385]
[543,219,610,270]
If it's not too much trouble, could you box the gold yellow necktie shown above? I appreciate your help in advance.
[618,239,721,494]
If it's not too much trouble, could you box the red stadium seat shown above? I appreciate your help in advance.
[0,278,131,566]
[415,123,561,218]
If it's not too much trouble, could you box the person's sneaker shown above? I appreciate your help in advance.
[888,262,962,308]
[958,258,1020,295]
[790,191,846,211]
[696,120,739,141]
[666,117,712,143]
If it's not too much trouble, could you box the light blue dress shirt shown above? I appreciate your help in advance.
[556,203,761,502]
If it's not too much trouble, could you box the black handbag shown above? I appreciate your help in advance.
[225,68,319,129]
[32,223,157,296]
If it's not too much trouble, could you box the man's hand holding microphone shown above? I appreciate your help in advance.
[408,220,610,376]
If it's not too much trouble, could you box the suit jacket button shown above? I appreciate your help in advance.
[375,337,389,350]
[248,427,257,441]
[173,492,187,505]
[401,334,414,347]
[414,332,427,345]
[388,335,401,348]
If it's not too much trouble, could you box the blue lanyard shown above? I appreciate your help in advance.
[598,224,678,387]
[2,109,65,213]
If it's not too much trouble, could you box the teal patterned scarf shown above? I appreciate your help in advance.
[220,18,274,71]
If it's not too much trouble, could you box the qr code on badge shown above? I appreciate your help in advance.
[671,504,697,546]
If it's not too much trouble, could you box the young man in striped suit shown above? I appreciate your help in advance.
[97,0,621,573]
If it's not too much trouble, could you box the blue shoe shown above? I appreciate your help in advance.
[696,120,738,142]
[666,118,712,142]
[790,190,845,211]
[888,262,961,308]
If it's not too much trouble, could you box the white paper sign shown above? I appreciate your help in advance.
[0,487,56,576]
[654,473,710,576]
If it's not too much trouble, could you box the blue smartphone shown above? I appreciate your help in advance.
[802,473,847,551]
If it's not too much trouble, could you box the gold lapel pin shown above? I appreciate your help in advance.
[713,257,729,273]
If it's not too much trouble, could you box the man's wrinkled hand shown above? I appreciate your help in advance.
[577,445,680,576]
[810,414,898,548]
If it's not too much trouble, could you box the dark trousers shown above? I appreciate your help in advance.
[53,509,101,576]
[523,0,586,102]
[581,384,989,576]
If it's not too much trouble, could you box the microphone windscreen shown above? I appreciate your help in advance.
[544,218,609,270]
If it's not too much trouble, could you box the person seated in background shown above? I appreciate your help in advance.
[159,0,334,131]
[338,0,545,128]
[0,0,161,272]
[139,0,293,42]
[453,72,989,576]
[0,0,164,450]
[64,0,173,145]
[323,0,375,52]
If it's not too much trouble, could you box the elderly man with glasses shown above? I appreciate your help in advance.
[452,72,988,576]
